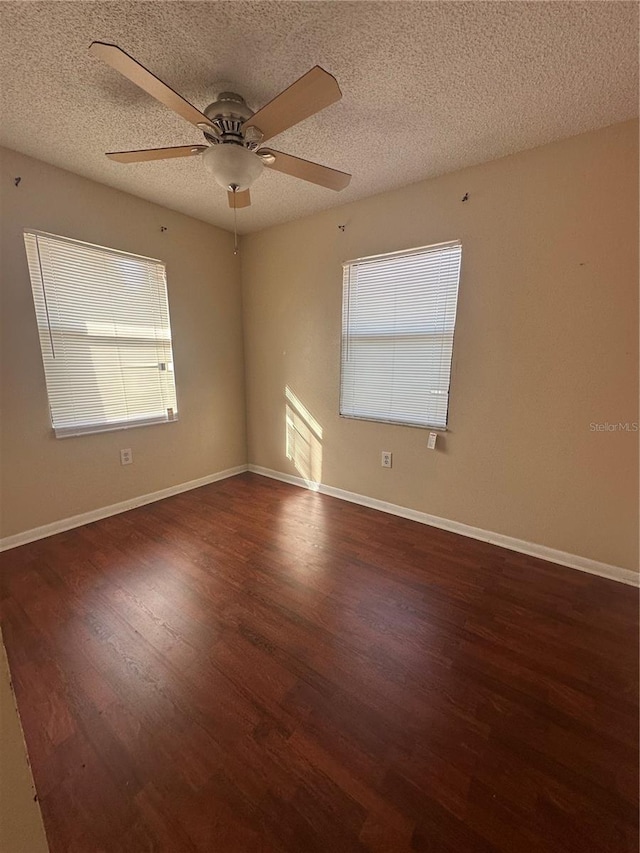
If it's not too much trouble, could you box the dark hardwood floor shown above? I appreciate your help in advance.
[0,472,638,852]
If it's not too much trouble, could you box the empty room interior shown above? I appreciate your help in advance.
[0,2,638,851]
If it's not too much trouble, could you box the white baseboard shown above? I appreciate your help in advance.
[3,462,637,588]
[0,465,248,552]
[248,465,639,588]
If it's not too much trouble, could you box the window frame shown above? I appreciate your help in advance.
[339,240,462,431]
[23,229,179,439]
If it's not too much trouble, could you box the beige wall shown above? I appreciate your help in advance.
[0,147,246,538]
[241,120,639,572]
[2,124,638,570]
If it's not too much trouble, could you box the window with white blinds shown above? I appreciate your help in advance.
[340,241,462,429]
[24,230,178,438]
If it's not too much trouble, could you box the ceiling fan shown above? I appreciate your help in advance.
[89,42,351,209]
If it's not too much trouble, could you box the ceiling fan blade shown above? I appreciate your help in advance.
[106,145,207,163]
[89,41,214,129]
[260,149,351,191]
[228,189,251,209]
[243,66,341,143]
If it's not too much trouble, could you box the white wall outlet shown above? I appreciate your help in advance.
[381,451,392,468]
[120,448,133,465]
[427,432,437,450]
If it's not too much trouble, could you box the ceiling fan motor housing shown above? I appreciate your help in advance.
[203,92,256,143]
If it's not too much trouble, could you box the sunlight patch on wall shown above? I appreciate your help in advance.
[285,386,323,489]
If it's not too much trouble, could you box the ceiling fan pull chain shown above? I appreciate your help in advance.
[232,187,239,255]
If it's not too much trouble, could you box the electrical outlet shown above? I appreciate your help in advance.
[120,448,133,466]
[381,451,392,468]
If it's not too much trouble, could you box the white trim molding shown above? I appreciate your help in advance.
[0,465,248,552]
[2,462,637,588]
[248,465,639,588]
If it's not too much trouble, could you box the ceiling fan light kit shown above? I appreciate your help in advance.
[203,144,264,192]
[89,41,351,210]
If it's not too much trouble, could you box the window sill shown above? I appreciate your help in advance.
[53,415,179,439]
[339,413,448,431]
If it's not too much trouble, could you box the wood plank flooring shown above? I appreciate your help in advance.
[0,472,638,852]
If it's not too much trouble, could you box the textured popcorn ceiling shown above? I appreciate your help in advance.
[1,1,637,234]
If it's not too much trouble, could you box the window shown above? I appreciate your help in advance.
[340,241,462,429]
[24,230,178,438]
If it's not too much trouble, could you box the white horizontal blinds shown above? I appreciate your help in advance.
[24,231,178,437]
[340,242,462,429]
